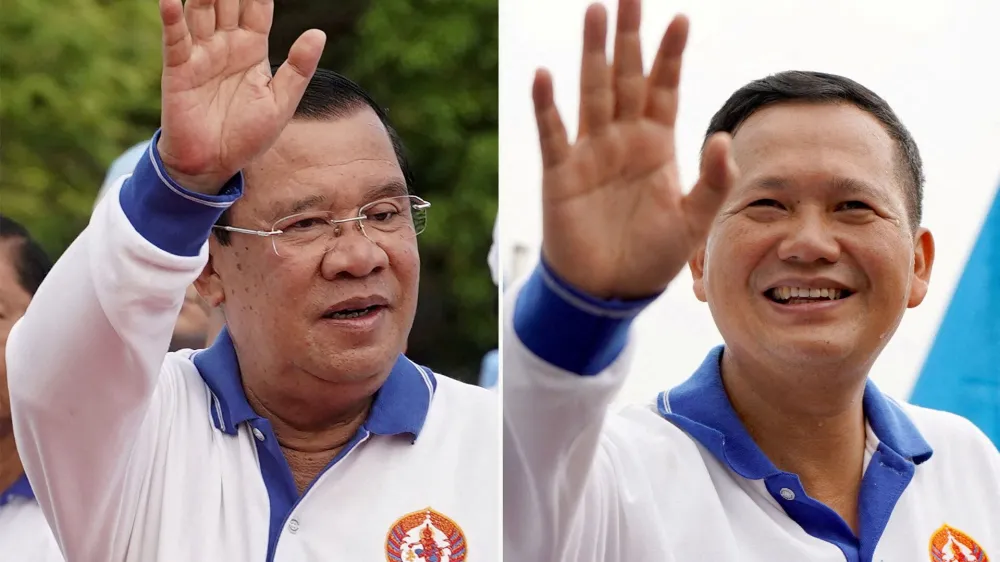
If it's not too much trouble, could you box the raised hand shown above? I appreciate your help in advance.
[533,0,738,300]
[156,0,326,194]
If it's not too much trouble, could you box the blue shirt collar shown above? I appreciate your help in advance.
[0,473,34,507]
[657,345,933,480]
[192,327,437,437]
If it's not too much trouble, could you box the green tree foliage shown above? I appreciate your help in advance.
[0,0,498,382]
[0,0,162,254]
[344,0,499,381]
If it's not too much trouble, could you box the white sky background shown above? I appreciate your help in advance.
[499,0,1000,404]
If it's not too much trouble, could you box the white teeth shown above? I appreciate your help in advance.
[769,286,846,302]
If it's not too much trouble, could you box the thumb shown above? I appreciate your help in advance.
[682,132,738,240]
[271,29,326,118]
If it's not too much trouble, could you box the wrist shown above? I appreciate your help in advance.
[540,249,665,302]
[539,256,664,306]
[160,166,231,196]
[156,138,232,196]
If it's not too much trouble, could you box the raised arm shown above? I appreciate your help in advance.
[502,2,738,560]
[6,0,325,557]
[503,261,654,562]
[7,140,239,558]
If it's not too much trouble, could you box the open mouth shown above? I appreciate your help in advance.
[322,305,384,320]
[765,286,854,305]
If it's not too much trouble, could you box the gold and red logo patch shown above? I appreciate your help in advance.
[385,507,467,562]
[929,524,989,562]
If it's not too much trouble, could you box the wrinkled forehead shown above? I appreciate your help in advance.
[235,109,405,223]
[729,101,902,201]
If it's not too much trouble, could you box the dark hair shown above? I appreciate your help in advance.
[213,67,412,244]
[706,71,924,228]
[0,215,53,296]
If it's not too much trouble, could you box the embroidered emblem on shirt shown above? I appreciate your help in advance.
[929,524,989,561]
[385,507,467,562]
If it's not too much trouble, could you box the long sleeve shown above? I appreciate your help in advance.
[502,262,657,561]
[5,132,241,560]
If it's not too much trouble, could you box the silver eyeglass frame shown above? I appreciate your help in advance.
[211,195,431,256]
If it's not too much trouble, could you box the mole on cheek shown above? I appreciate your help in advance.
[236,262,243,272]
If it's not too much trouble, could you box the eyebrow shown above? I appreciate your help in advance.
[274,194,328,220]
[270,179,409,220]
[748,175,894,206]
[363,179,409,203]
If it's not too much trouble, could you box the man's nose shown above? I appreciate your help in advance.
[776,211,841,264]
[319,221,390,279]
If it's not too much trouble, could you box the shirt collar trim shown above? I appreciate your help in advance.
[657,345,933,480]
[0,474,34,507]
[192,327,436,438]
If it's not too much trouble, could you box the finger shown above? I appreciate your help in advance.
[645,14,689,127]
[682,133,738,239]
[215,0,239,30]
[533,69,571,170]
[240,0,273,35]
[577,4,613,139]
[271,30,326,118]
[185,0,217,42]
[160,0,193,67]
[612,0,645,120]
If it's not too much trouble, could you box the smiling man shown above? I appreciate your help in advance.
[6,0,496,560]
[503,1,999,560]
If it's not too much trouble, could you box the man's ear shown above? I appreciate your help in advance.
[690,245,708,303]
[193,251,226,308]
[907,227,935,308]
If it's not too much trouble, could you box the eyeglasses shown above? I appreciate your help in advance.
[213,195,430,258]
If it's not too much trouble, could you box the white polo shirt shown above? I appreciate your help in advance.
[7,130,498,561]
[0,475,63,561]
[504,261,1000,562]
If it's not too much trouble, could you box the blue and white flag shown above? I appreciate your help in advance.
[910,179,1000,446]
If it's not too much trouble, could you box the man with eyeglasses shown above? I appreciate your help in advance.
[6,1,497,560]
[504,0,998,560]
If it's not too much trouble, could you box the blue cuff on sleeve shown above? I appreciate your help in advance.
[118,129,243,257]
[512,259,660,376]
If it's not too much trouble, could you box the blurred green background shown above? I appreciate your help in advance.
[0,0,498,383]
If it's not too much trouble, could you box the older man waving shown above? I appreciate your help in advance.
[7,0,497,560]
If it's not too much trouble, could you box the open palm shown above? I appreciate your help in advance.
[156,0,326,194]
[534,0,737,300]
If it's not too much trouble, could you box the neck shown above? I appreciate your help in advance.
[241,363,386,494]
[721,349,868,533]
[0,424,24,494]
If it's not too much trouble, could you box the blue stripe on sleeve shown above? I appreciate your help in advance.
[512,259,659,376]
[118,129,243,257]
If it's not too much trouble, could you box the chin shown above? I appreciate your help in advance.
[307,339,401,383]
[749,320,852,355]
[765,334,878,372]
